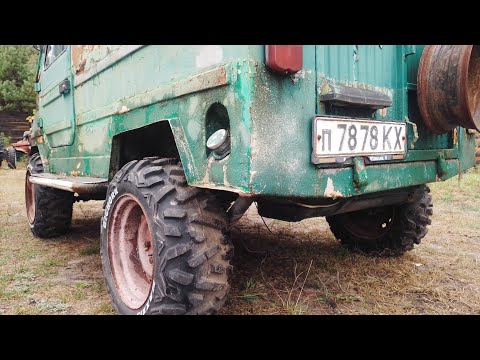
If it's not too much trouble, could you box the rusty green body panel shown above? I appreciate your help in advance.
[31,45,477,200]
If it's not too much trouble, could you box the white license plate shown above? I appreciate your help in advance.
[312,116,407,164]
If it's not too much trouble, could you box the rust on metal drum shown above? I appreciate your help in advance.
[418,45,480,134]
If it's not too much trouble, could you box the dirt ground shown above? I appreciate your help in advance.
[1,162,479,315]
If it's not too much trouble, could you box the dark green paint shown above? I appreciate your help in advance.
[352,157,368,189]
[32,45,476,200]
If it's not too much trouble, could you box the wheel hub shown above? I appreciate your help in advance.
[343,206,396,240]
[108,194,154,310]
[25,170,36,224]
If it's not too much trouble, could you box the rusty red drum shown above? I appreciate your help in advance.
[418,45,480,134]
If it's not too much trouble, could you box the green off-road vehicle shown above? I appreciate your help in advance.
[26,45,479,314]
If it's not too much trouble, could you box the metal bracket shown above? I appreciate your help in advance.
[436,152,448,180]
[227,195,254,228]
[405,117,418,150]
[352,157,368,189]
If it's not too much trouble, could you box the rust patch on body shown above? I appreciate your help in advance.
[217,67,227,85]
[71,45,103,74]
[72,45,90,74]
[453,128,458,146]
[324,178,344,199]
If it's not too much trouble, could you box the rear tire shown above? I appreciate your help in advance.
[326,186,433,256]
[6,147,16,169]
[26,154,74,238]
[101,157,232,315]
[0,137,5,167]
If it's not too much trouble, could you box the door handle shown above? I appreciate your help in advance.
[59,78,71,95]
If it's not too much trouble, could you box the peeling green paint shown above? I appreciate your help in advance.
[32,45,476,200]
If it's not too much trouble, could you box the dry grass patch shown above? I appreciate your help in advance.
[220,167,480,315]
[0,162,111,314]
[1,162,479,314]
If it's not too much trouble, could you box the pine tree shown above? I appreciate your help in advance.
[0,45,37,112]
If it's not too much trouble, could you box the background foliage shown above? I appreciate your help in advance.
[0,45,37,113]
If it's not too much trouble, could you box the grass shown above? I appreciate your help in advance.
[0,164,111,314]
[220,167,480,315]
[1,164,480,314]
[79,246,100,256]
[233,277,268,303]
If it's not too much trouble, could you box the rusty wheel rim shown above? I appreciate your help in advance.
[466,45,480,130]
[418,45,480,133]
[25,170,36,224]
[108,194,154,310]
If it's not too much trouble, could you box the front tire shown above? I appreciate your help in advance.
[101,157,232,315]
[26,154,74,238]
[326,186,433,256]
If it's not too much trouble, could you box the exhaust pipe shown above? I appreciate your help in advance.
[417,45,480,134]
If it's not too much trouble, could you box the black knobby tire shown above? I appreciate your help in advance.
[0,137,5,166]
[101,157,232,315]
[326,186,433,256]
[6,147,16,169]
[26,153,74,238]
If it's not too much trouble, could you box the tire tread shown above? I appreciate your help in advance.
[101,157,231,315]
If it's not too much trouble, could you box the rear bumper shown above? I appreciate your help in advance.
[248,159,459,200]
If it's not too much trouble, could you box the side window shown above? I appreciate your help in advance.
[44,45,66,69]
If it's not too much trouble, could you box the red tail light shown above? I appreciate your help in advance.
[266,45,303,74]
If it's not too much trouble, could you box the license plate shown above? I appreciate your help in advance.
[312,116,407,164]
